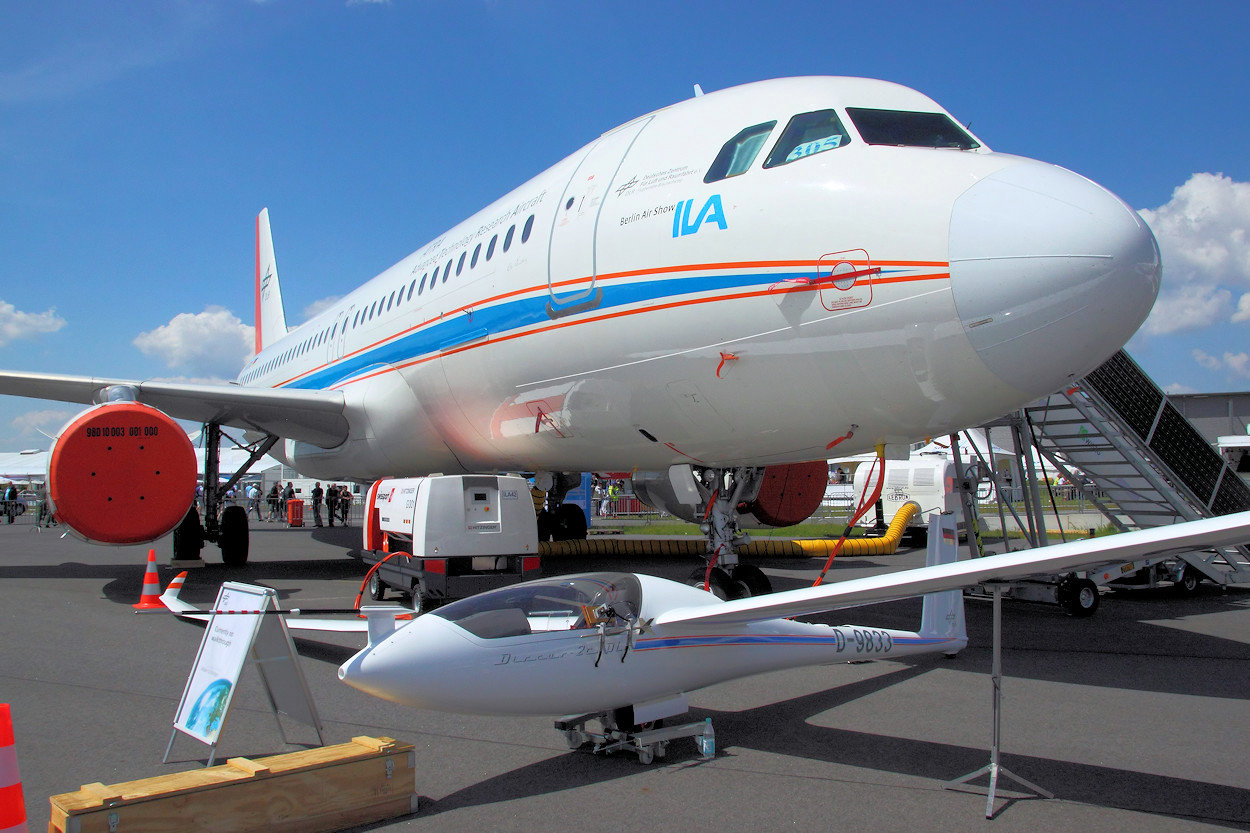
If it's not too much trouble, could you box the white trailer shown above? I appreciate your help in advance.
[852,455,962,546]
[355,474,540,612]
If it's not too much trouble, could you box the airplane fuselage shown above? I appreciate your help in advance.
[339,572,965,716]
[241,77,1159,481]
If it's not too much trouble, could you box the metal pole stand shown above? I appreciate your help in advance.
[944,583,1052,818]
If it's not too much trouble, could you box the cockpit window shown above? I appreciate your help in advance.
[845,107,980,150]
[704,121,777,183]
[434,572,644,639]
[763,110,850,168]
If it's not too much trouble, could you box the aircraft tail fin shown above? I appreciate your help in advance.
[920,513,967,653]
[254,208,288,353]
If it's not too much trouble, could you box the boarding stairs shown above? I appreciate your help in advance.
[1022,350,1250,585]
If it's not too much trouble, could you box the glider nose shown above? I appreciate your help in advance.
[338,632,412,704]
[948,160,1161,395]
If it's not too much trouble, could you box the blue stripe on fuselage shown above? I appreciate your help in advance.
[268,264,918,391]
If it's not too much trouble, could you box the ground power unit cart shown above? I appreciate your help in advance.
[353,474,541,613]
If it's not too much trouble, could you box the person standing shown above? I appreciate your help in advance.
[338,485,352,525]
[282,481,294,525]
[267,483,281,521]
[311,482,324,527]
[326,484,339,527]
[247,482,262,522]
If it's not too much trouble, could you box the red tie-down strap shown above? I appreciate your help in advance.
[826,424,858,451]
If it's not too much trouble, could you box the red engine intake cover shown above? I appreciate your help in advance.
[743,460,829,527]
[48,402,197,544]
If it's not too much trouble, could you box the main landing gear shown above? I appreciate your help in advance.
[688,467,773,599]
[172,421,277,566]
[534,471,588,542]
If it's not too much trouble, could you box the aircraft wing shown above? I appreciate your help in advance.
[653,511,1250,627]
[0,370,348,448]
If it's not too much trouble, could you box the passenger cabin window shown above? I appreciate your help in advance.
[846,107,980,149]
[704,120,777,183]
[763,110,850,168]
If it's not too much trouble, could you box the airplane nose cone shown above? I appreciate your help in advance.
[948,161,1161,394]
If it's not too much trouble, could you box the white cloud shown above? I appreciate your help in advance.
[1191,348,1250,380]
[11,408,76,440]
[1163,382,1198,395]
[301,296,341,323]
[0,301,66,346]
[1193,348,1222,371]
[1139,173,1250,335]
[1143,283,1231,335]
[133,306,254,379]
[1233,293,1250,324]
[1226,352,1250,378]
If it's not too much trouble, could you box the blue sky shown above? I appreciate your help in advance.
[2,1,1249,450]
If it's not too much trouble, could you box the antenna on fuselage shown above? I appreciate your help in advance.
[693,84,704,98]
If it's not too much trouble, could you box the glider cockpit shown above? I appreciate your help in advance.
[433,572,644,638]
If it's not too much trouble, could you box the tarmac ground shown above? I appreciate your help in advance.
[3,518,1250,831]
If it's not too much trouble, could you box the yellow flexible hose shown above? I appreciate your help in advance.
[539,501,922,560]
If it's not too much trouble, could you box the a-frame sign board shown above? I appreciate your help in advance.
[165,582,325,767]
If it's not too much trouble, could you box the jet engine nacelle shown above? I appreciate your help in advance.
[632,461,829,528]
[47,402,198,544]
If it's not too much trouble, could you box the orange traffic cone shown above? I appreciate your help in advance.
[133,549,164,610]
[0,704,27,833]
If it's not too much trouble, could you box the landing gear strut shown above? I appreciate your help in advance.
[689,467,772,599]
[172,421,277,567]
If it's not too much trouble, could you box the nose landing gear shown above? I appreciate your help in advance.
[687,467,773,599]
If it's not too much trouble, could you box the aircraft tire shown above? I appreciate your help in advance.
[219,505,249,566]
[172,508,203,561]
[1177,567,1202,594]
[688,567,731,599]
[552,503,588,541]
[1061,577,1099,617]
[729,564,772,597]
[536,510,554,542]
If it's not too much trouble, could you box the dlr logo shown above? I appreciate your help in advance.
[672,194,728,237]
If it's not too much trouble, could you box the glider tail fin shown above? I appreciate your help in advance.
[920,513,967,653]
[254,207,288,354]
[158,571,210,622]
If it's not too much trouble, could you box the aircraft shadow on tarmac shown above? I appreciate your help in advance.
[421,663,1250,828]
[0,556,369,607]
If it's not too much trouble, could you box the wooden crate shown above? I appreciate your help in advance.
[49,736,417,833]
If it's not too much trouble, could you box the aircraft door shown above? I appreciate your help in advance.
[330,306,354,363]
[547,116,653,319]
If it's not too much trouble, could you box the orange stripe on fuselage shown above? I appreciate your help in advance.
[331,269,952,388]
[267,259,950,389]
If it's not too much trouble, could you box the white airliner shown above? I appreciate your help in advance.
[0,77,1161,576]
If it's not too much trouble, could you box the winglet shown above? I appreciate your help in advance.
[255,208,288,353]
